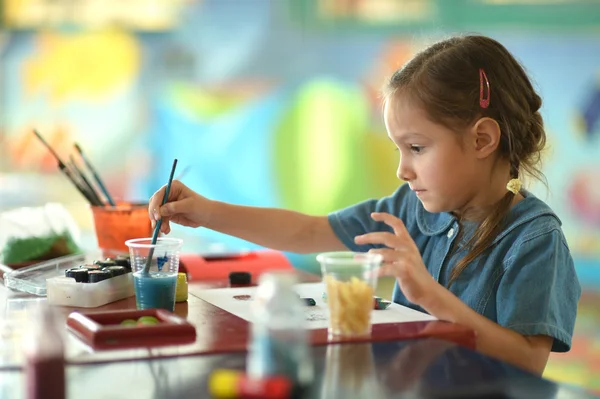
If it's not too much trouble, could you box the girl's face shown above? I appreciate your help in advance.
[384,95,488,215]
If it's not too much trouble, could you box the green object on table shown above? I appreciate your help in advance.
[1,231,81,265]
[374,297,392,310]
[137,316,159,326]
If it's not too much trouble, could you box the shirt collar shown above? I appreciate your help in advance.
[416,205,455,236]
[415,190,560,240]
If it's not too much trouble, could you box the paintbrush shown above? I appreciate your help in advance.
[74,143,116,206]
[57,162,98,205]
[143,159,178,274]
[68,155,104,206]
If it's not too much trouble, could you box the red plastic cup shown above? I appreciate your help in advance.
[90,203,152,257]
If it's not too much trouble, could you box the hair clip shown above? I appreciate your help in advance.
[479,68,490,109]
[506,178,522,195]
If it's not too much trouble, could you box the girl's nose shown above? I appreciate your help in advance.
[397,160,415,181]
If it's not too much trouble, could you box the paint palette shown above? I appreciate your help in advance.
[67,308,196,350]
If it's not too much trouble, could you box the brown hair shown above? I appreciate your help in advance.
[385,35,547,286]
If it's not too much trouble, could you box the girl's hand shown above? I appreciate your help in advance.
[147,180,213,235]
[354,212,439,306]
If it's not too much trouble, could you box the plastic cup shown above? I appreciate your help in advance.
[125,237,183,312]
[91,203,152,257]
[316,252,382,337]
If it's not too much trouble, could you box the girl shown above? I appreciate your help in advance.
[148,35,580,375]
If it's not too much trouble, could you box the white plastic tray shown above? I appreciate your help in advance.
[3,252,135,308]
[46,273,134,308]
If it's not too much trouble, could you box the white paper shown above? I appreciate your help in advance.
[191,282,436,330]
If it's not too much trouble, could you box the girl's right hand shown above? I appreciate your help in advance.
[147,180,212,234]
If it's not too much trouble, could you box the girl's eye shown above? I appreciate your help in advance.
[410,145,424,154]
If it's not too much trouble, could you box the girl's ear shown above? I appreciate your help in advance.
[471,117,501,159]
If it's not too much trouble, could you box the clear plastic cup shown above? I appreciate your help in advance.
[316,252,382,337]
[125,237,183,312]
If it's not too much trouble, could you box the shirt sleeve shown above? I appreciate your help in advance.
[327,184,415,252]
[496,228,581,352]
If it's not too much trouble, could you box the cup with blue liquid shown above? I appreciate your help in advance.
[125,237,183,312]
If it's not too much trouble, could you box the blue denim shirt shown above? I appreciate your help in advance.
[328,183,581,352]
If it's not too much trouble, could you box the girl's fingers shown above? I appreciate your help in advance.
[148,187,166,221]
[355,213,418,252]
[370,212,410,237]
[355,231,402,249]
[378,264,398,277]
[370,213,419,252]
[368,248,401,264]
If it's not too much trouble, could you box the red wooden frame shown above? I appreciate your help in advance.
[67,308,196,350]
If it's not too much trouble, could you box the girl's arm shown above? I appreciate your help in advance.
[421,286,553,374]
[206,201,347,254]
[149,181,346,254]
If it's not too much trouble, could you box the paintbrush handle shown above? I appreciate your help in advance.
[86,163,115,206]
[75,144,116,206]
[143,159,178,274]
[58,164,98,205]
[68,157,104,206]
[33,129,63,163]
[33,129,99,206]
[143,219,163,273]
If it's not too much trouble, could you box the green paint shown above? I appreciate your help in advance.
[1,231,81,264]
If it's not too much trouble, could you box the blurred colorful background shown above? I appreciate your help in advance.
[0,0,599,394]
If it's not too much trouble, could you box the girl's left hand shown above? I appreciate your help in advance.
[354,212,439,306]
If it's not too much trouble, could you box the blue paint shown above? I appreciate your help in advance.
[157,253,168,272]
[133,271,177,311]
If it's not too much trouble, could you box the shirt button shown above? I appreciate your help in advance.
[447,228,455,238]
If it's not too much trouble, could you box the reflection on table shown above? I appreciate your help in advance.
[2,339,595,399]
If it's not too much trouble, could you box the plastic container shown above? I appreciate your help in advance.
[46,273,134,308]
[90,203,152,256]
[125,237,183,311]
[316,252,382,337]
[4,253,91,296]
[180,250,293,281]
[3,252,136,308]
[246,271,313,389]
[175,272,188,302]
